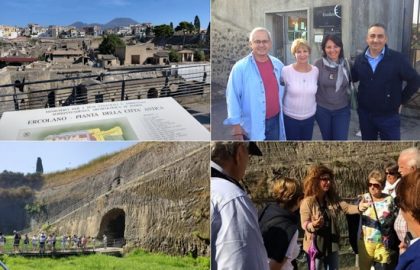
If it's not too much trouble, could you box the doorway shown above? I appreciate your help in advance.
[268,10,308,65]
[98,208,125,247]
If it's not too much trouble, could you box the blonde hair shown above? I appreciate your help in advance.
[291,38,311,54]
[368,169,386,187]
[272,177,303,210]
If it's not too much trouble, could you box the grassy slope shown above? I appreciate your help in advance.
[0,250,209,270]
[42,142,153,188]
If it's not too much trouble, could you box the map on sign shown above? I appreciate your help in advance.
[0,97,210,141]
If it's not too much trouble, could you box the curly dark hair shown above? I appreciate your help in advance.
[303,164,339,204]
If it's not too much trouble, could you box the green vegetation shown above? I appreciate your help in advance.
[98,34,125,55]
[43,143,157,188]
[0,249,209,270]
[194,50,205,62]
[175,21,195,33]
[169,49,180,62]
[153,24,174,38]
[194,16,201,33]
[36,157,44,174]
[0,186,32,198]
[24,201,46,215]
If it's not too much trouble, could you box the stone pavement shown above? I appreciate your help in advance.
[211,85,420,141]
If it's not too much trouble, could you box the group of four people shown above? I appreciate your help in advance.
[224,23,419,141]
[211,142,420,270]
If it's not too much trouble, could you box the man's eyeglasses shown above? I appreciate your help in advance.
[252,40,270,45]
[385,171,397,176]
[368,182,381,189]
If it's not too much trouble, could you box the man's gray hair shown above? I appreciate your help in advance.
[400,147,420,168]
[211,141,249,164]
[249,27,272,42]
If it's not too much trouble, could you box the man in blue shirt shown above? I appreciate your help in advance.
[224,27,286,141]
[211,141,269,270]
[352,23,420,140]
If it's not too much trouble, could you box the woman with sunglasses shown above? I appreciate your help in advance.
[383,162,401,198]
[300,164,364,270]
[358,169,398,270]
[395,169,420,270]
[382,162,402,269]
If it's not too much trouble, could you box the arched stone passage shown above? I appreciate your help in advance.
[98,208,125,245]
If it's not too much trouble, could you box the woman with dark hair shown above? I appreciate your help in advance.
[300,164,367,270]
[314,35,352,140]
[383,161,401,198]
[395,169,420,270]
[382,161,402,269]
[259,177,304,270]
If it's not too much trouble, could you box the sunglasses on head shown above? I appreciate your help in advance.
[368,182,381,189]
[320,176,331,181]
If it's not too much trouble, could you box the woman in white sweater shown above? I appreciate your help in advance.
[282,38,319,140]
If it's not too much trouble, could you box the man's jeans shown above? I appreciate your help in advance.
[265,113,279,140]
[358,108,400,140]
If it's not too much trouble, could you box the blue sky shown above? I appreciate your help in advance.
[0,142,137,174]
[0,0,209,28]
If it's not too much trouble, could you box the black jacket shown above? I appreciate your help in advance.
[351,45,419,115]
[259,203,298,263]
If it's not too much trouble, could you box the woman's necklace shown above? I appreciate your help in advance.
[293,63,311,82]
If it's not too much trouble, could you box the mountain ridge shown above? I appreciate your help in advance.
[69,17,139,29]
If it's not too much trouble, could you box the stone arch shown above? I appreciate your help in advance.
[98,208,125,246]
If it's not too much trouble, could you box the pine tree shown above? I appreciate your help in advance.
[194,15,201,33]
[36,157,43,174]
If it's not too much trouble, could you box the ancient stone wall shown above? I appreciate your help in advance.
[33,142,210,256]
[244,142,419,234]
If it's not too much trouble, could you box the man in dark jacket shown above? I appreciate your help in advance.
[352,23,420,140]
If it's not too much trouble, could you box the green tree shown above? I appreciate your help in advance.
[175,21,195,33]
[194,16,201,32]
[169,49,180,62]
[145,26,152,37]
[153,24,174,38]
[98,34,125,54]
[36,157,43,174]
[205,23,210,45]
[194,50,205,61]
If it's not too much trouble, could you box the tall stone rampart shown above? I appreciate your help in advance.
[31,142,209,256]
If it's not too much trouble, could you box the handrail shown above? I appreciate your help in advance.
[0,64,210,116]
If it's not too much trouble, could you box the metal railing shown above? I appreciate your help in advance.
[0,64,210,117]
[0,235,124,255]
